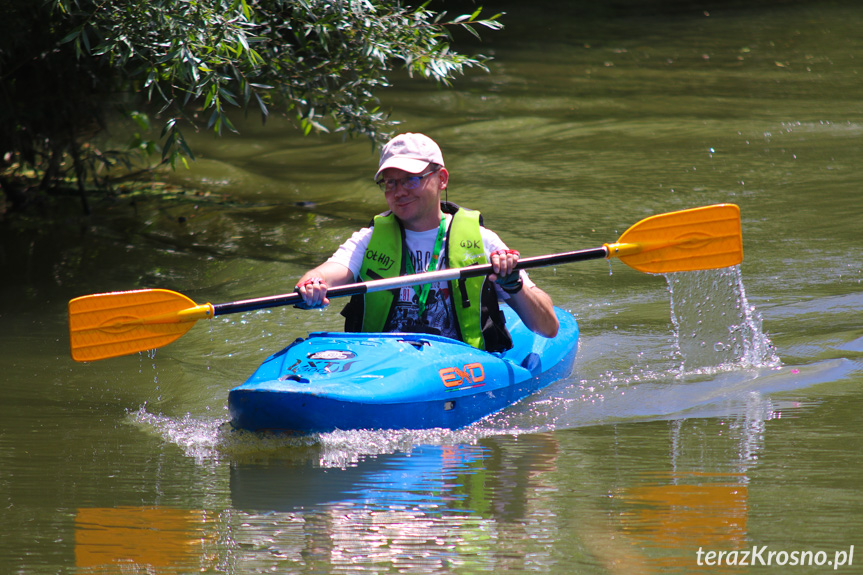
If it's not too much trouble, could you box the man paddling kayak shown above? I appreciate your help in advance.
[295,132,559,351]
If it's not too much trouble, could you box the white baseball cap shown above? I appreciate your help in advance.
[374,133,445,181]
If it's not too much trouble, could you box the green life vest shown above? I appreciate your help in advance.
[342,203,512,351]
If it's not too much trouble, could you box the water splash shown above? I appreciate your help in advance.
[127,407,493,469]
[666,266,780,374]
[130,407,228,464]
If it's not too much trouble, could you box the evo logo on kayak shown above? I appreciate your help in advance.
[439,363,485,389]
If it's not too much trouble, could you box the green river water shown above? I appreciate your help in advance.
[2,1,862,573]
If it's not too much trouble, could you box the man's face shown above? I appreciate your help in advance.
[380,166,449,231]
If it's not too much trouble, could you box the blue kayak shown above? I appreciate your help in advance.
[228,305,578,433]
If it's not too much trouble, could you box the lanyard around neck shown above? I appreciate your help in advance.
[406,216,447,316]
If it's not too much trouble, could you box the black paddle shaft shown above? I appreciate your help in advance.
[212,246,609,317]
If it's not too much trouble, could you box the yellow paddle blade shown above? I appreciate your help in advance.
[604,204,743,274]
[68,289,214,362]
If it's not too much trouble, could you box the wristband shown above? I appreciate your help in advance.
[496,271,524,294]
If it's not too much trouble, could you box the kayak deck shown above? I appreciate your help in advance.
[228,305,578,433]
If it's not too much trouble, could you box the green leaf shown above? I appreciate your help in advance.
[255,92,269,120]
[59,28,81,45]
[461,23,480,41]
[218,87,239,107]
[160,118,177,138]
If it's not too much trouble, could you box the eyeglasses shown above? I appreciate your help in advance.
[376,169,439,193]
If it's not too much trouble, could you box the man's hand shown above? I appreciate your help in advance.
[489,249,523,294]
[294,277,329,309]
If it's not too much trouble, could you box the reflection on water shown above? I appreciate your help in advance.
[71,438,563,573]
[229,444,487,512]
[223,434,569,573]
[611,393,768,572]
[228,445,495,572]
[75,507,215,573]
[619,473,749,569]
[95,410,774,573]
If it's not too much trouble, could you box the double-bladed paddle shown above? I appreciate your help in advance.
[68,203,743,362]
